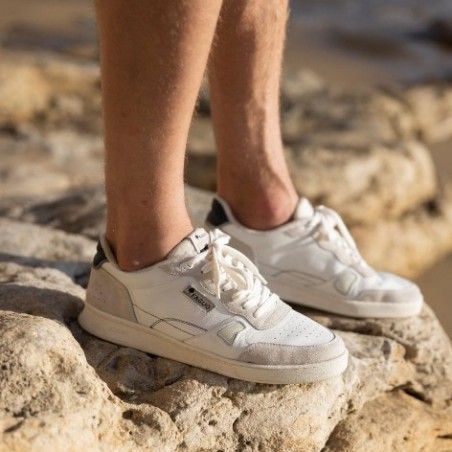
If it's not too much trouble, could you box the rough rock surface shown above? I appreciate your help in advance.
[286,141,437,225]
[0,225,451,451]
[0,217,94,286]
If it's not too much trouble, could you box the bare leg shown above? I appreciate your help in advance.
[209,0,297,230]
[96,0,222,270]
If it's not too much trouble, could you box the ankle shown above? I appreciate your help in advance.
[105,220,193,272]
[219,186,298,230]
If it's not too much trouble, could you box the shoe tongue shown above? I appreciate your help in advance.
[168,228,210,260]
[293,197,315,220]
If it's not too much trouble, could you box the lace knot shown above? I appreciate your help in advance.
[186,230,277,319]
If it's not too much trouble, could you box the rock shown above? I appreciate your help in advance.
[0,128,103,198]
[0,276,180,451]
[281,69,326,106]
[0,218,95,285]
[0,263,84,322]
[287,140,437,225]
[281,86,404,147]
[403,83,452,143]
[350,189,452,278]
[0,62,50,124]
[186,117,218,191]
[0,187,107,240]
[323,391,452,452]
[0,50,100,129]
[2,21,98,59]
[306,303,452,404]
[280,71,452,146]
[0,255,450,451]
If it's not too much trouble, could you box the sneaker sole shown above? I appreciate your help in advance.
[268,280,423,318]
[79,302,348,384]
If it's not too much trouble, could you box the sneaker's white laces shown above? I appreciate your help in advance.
[187,230,278,319]
[306,205,366,267]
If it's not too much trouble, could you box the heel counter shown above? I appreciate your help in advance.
[86,267,137,323]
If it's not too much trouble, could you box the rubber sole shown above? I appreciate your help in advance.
[79,302,348,384]
[268,280,423,318]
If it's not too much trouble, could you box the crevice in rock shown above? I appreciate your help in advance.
[395,385,429,404]
[3,419,25,434]
[321,420,347,452]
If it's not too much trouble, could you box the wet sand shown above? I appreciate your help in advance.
[0,0,450,336]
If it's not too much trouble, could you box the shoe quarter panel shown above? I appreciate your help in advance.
[128,275,231,330]
[271,239,347,280]
[221,224,295,263]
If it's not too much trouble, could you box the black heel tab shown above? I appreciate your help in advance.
[93,241,108,268]
[206,198,229,227]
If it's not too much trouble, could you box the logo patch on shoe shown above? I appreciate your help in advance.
[183,286,214,312]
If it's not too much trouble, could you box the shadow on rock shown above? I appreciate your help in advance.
[0,283,83,324]
[0,252,91,286]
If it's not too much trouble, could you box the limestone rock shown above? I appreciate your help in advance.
[349,190,452,277]
[0,63,50,124]
[0,308,180,451]
[0,50,100,130]
[305,303,452,404]
[287,140,437,225]
[372,83,452,144]
[0,218,95,285]
[1,35,452,452]
[281,86,404,147]
[280,70,452,146]
[403,83,452,143]
[0,129,104,198]
[323,392,452,452]
[0,255,450,451]
[0,188,106,240]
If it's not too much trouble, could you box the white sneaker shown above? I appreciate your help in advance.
[206,197,424,318]
[79,228,348,384]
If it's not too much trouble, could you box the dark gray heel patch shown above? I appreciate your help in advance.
[206,199,229,227]
[93,242,108,268]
